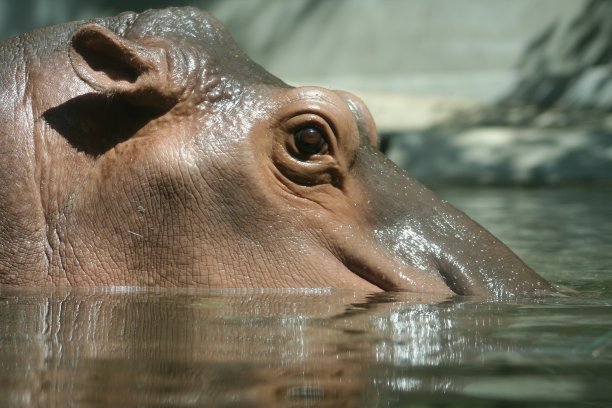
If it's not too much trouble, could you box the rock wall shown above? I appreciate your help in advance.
[504,0,612,111]
[379,0,612,185]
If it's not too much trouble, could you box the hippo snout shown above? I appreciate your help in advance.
[358,156,554,297]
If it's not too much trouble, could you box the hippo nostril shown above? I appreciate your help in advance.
[437,267,467,296]
[433,257,488,296]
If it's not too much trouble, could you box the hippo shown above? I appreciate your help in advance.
[0,7,553,297]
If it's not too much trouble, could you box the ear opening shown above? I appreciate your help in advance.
[69,24,181,110]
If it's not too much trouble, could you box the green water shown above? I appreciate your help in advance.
[1,188,610,407]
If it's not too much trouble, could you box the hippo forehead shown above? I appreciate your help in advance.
[107,7,286,89]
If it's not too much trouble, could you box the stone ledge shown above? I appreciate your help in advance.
[381,127,612,186]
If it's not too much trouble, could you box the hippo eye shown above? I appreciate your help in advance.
[294,126,328,156]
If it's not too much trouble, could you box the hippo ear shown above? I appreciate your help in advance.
[69,24,181,110]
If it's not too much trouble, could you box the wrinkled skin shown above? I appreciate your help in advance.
[0,7,553,298]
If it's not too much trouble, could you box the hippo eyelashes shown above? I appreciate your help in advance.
[293,126,329,157]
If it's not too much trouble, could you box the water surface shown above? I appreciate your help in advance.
[1,187,610,407]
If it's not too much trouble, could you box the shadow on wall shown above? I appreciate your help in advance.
[381,0,612,186]
[504,0,612,111]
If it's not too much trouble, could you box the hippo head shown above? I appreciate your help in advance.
[0,7,552,297]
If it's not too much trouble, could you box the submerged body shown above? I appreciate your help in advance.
[0,7,553,297]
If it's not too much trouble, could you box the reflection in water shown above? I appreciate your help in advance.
[0,289,477,406]
[3,287,601,407]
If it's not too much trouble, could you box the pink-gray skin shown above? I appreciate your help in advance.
[0,7,553,298]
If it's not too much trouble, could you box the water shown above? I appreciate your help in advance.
[1,187,610,407]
